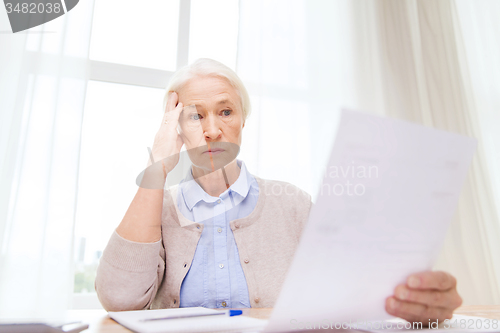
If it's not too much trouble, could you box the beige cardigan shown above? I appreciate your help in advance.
[95,177,312,311]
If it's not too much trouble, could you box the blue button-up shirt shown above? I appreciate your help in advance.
[178,160,259,308]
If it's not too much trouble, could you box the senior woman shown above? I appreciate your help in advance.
[95,58,462,323]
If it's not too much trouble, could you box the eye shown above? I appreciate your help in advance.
[222,109,232,116]
[190,113,202,120]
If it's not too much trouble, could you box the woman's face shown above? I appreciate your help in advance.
[176,75,244,172]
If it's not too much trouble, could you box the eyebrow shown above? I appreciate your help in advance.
[191,99,235,110]
[216,99,233,106]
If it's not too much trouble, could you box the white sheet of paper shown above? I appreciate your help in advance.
[264,109,477,332]
[109,307,268,333]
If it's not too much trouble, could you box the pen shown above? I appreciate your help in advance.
[141,310,243,322]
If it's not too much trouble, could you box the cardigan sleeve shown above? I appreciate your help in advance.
[95,230,166,311]
[295,186,313,236]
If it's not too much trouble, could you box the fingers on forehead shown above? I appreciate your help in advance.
[416,271,456,290]
[166,92,178,112]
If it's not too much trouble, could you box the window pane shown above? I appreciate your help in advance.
[188,0,239,70]
[89,0,179,71]
[74,81,164,293]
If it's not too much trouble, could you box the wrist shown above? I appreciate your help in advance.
[138,161,167,189]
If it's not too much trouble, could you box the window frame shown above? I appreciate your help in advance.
[88,0,191,90]
[71,0,191,309]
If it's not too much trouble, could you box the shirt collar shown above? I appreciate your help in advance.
[180,160,252,211]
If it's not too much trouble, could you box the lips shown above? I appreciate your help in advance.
[204,148,225,154]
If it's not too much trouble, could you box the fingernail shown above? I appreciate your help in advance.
[389,298,398,310]
[408,276,420,288]
[398,288,409,300]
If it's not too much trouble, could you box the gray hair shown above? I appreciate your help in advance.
[164,58,251,120]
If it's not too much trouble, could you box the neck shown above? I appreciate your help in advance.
[192,159,241,197]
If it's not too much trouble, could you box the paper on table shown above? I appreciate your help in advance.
[265,109,477,332]
[109,307,267,333]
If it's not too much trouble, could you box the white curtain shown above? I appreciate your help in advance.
[0,1,94,318]
[237,0,500,304]
[451,0,500,304]
[1,0,499,316]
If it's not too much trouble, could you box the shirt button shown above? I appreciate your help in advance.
[234,223,240,229]
[196,224,201,229]
[219,263,224,269]
[244,259,249,264]
[254,297,260,304]
[217,228,222,233]
[217,199,221,204]
[221,301,227,307]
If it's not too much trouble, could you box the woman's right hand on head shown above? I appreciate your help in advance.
[148,92,184,175]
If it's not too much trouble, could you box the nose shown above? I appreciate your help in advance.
[203,115,222,141]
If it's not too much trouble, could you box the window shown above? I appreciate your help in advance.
[89,0,180,71]
[72,0,239,309]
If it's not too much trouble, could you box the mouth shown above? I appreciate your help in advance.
[203,148,225,155]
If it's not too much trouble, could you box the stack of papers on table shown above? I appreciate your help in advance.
[108,307,267,333]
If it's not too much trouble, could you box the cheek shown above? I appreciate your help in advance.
[180,128,205,148]
[221,120,243,141]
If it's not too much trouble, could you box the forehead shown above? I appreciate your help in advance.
[178,76,240,106]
